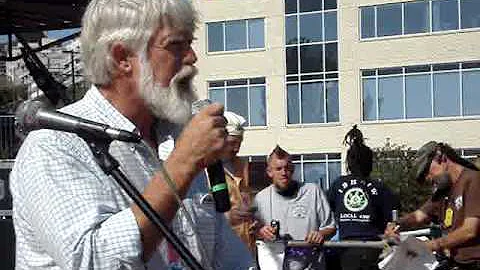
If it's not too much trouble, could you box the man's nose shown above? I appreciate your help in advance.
[183,47,197,65]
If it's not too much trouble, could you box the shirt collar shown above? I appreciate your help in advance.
[83,85,138,133]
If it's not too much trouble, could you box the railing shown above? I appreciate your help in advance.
[0,115,18,160]
[256,228,438,270]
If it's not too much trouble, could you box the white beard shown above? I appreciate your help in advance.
[138,55,198,125]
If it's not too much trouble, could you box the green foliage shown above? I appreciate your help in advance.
[371,138,431,215]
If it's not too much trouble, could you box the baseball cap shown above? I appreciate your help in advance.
[224,111,246,136]
[414,141,438,182]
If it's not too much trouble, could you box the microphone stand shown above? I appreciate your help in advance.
[83,136,205,270]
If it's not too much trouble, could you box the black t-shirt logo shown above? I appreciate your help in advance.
[343,187,368,212]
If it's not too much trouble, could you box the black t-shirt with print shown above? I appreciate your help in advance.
[328,175,400,241]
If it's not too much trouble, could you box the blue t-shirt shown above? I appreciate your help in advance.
[327,175,399,241]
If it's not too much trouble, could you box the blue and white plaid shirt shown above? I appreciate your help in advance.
[10,86,254,269]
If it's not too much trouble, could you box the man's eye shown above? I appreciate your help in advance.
[169,41,191,51]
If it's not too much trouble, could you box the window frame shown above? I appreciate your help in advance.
[241,152,342,192]
[206,18,266,53]
[284,0,339,125]
[292,153,342,190]
[361,61,480,122]
[359,0,480,40]
[208,77,268,127]
[286,79,340,125]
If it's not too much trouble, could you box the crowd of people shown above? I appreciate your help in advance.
[8,0,480,269]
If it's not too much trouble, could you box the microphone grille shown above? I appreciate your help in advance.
[14,100,48,134]
[191,99,212,115]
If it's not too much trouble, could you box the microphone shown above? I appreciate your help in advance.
[15,100,142,143]
[192,99,231,213]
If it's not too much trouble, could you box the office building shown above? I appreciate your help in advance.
[192,0,480,189]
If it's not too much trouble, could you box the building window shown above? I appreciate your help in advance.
[245,155,269,193]
[432,0,459,31]
[362,61,480,121]
[287,81,339,124]
[361,6,376,38]
[405,1,430,34]
[292,153,342,190]
[208,77,267,126]
[460,148,480,162]
[360,0,480,39]
[245,152,341,192]
[461,0,480,29]
[207,18,265,52]
[285,0,339,124]
[378,3,403,37]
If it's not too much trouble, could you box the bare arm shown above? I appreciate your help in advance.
[306,186,337,244]
[131,153,197,260]
[256,225,277,241]
[427,217,480,252]
[305,226,336,244]
[320,226,337,238]
[385,210,430,237]
[132,104,226,260]
[399,210,430,228]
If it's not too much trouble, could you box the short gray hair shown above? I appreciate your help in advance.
[80,0,198,86]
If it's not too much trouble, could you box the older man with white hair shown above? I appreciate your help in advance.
[10,0,254,269]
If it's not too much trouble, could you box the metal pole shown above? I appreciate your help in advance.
[71,52,75,100]
[8,33,13,59]
[287,240,387,249]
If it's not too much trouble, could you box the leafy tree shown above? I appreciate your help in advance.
[371,138,431,215]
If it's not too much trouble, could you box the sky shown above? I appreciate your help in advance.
[0,28,80,44]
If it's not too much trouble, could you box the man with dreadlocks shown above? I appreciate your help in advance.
[385,141,480,270]
[327,125,399,270]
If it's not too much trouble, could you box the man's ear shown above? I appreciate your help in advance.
[266,166,273,179]
[111,42,133,74]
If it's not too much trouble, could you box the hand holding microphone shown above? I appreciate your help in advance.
[175,100,226,168]
[170,99,231,212]
[192,99,231,213]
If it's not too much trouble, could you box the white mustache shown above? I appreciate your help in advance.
[170,65,198,93]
